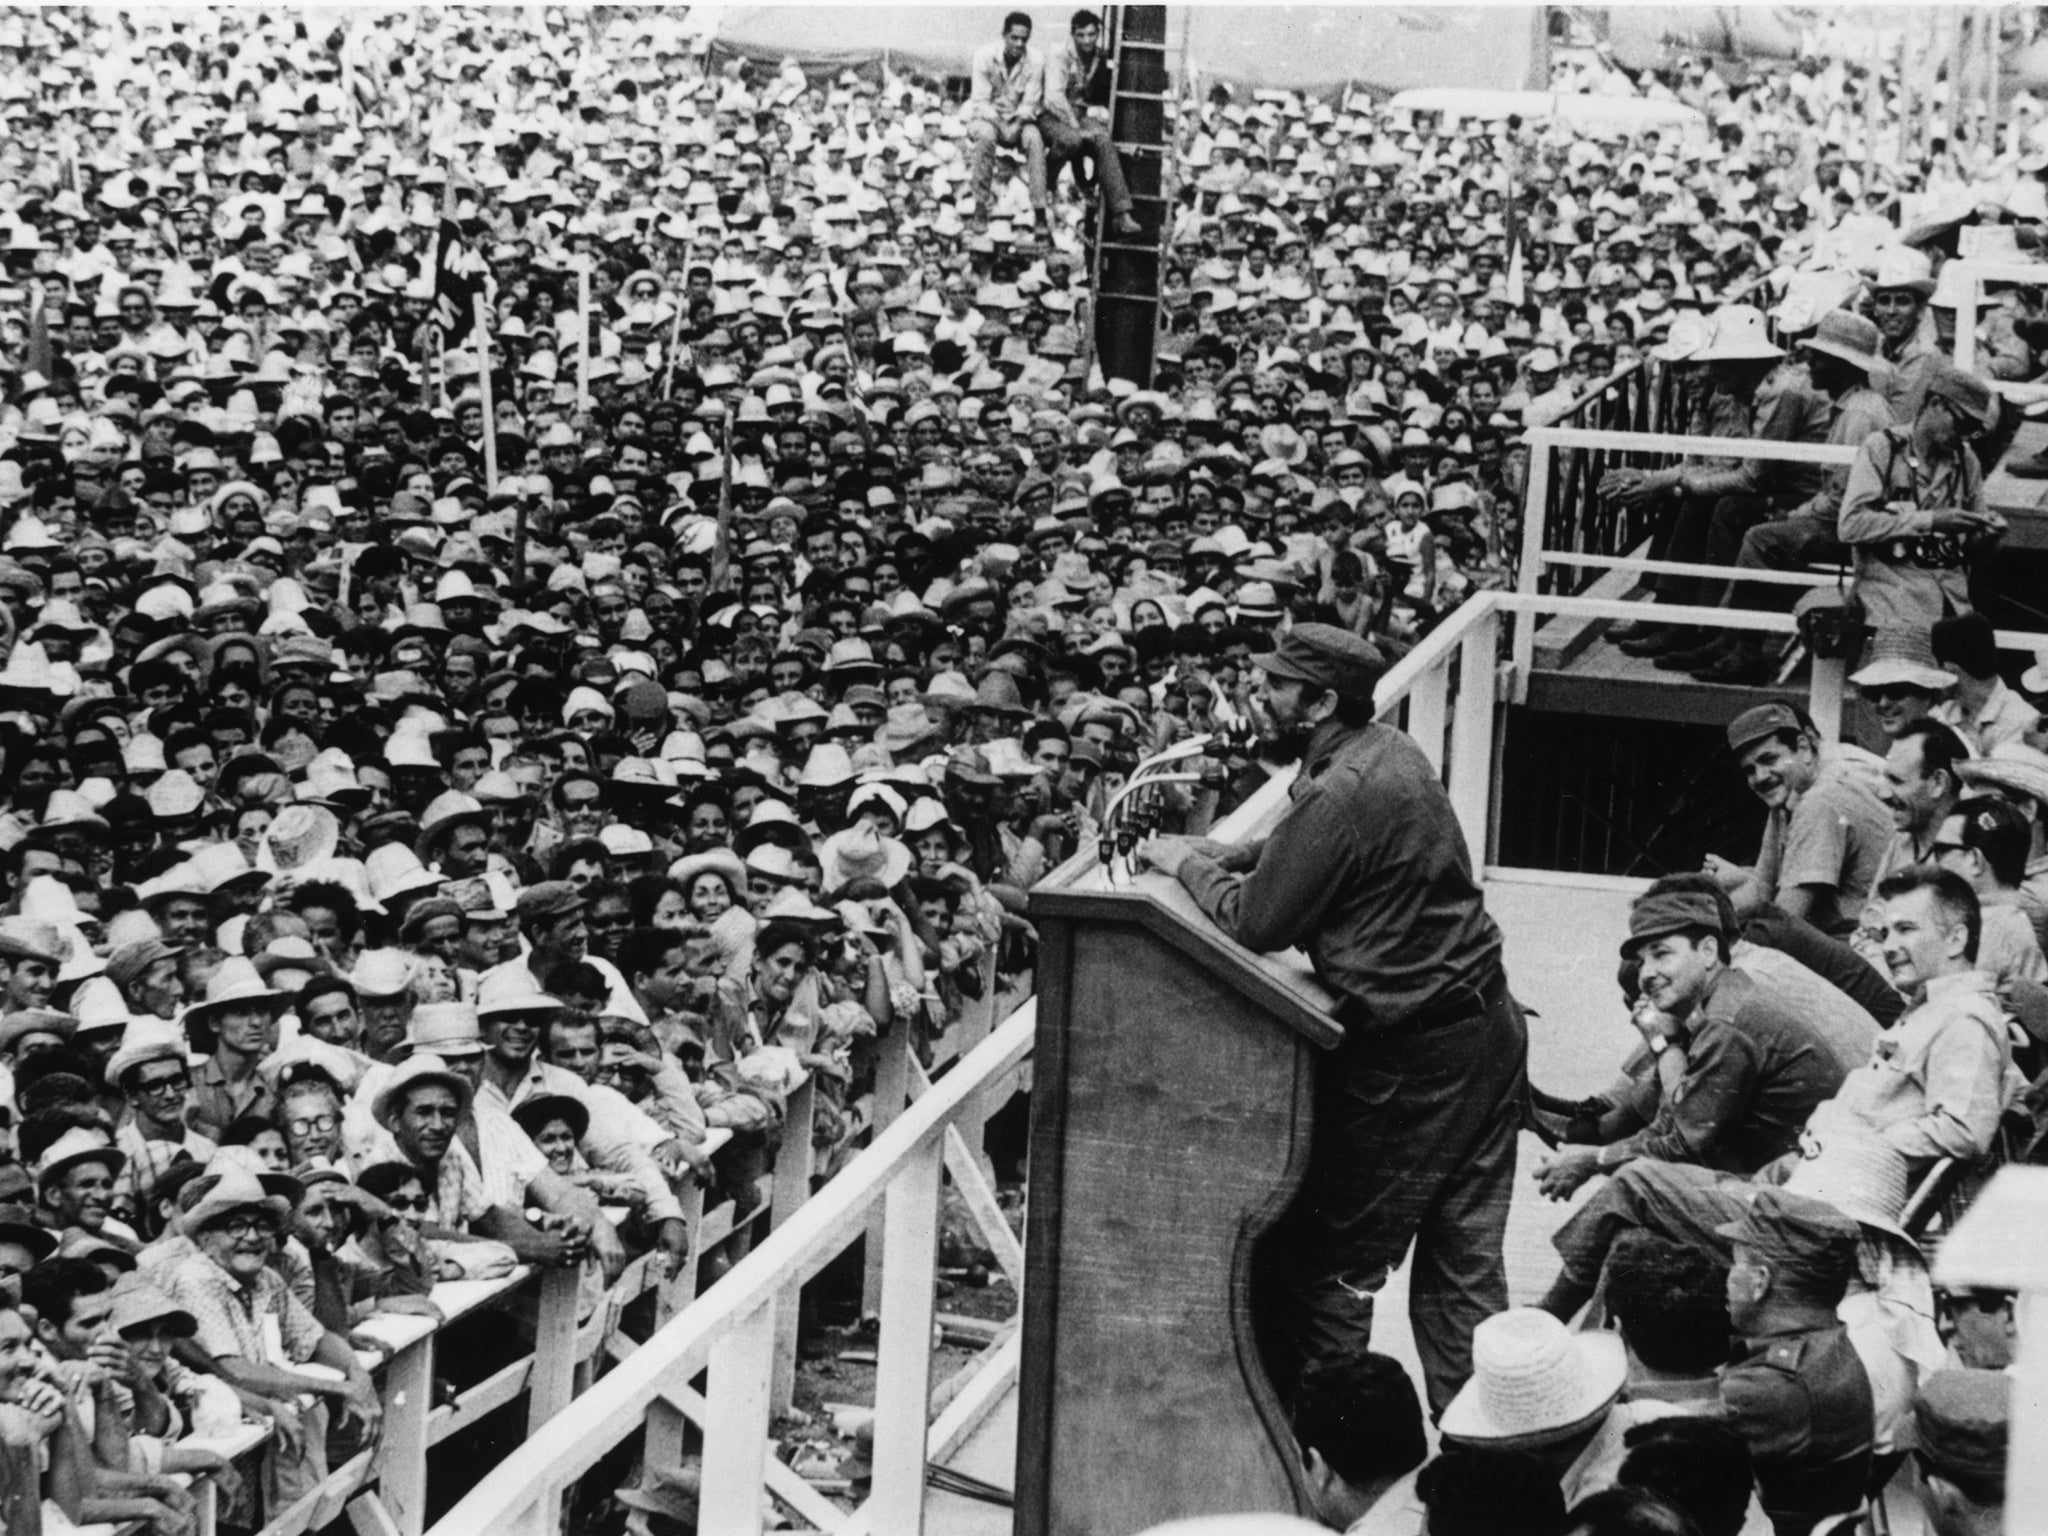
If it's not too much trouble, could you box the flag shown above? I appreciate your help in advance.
[430,217,487,344]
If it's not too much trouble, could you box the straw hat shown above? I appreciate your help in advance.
[34,1126,125,1191]
[256,804,341,874]
[104,1018,187,1090]
[1781,1122,1916,1245]
[372,1051,473,1129]
[1850,628,1955,693]
[1799,309,1889,376]
[1437,1308,1625,1448]
[817,822,911,891]
[1870,246,1937,297]
[1957,742,2048,809]
[668,849,748,894]
[401,1001,484,1055]
[474,966,562,1020]
[1694,304,1784,362]
[182,1167,290,1234]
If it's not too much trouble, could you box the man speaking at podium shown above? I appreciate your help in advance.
[1138,624,1525,1417]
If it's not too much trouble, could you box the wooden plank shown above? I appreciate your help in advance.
[868,1141,944,1536]
[429,1359,533,1441]
[834,1335,1023,1536]
[345,1492,403,1536]
[1449,608,1501,866]
[906,1057,1025,1291]
[373,1330,433,1536]
[864,1017,913,1319]
[1526,426,1859,464]
[525,1264,580,1436]
[770,1076,819,1416]
[698,1302,778,1536]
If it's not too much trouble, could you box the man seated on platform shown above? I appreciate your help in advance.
[1533,884,1848,1204]
[1706,704,1891,940]
[1039,11,1142,238]
[1932,798,2048,989]
[1539,866,2015,1321]
[1930,613,2040,755]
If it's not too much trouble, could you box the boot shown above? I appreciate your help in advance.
[1615,624,1692,657]
[1695,642,1776,685]
[1654,636,1734,671]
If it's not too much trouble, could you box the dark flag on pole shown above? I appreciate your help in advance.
[430,217,486,344]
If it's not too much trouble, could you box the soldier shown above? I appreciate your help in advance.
[1716,1188,1876,1536]
[1912,1369,2008,1536]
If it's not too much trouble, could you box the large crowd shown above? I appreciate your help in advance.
[0,4,2041,1535]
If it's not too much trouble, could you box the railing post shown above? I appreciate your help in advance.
[697,1300,779,1536]
[868,1138,945,1536]
[526,1265,580,1437]
[1449,602,1501,868]
[863,1017,914,1321]
[1809,652,1845,744]
[1407,653,1450,774]
[376,1330,435,1536]
[1511,434,1552,700]
[770,1075,819,1415]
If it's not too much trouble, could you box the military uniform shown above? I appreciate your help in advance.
[1721,1323,1875,1536]
[1716,1189,1877,1536]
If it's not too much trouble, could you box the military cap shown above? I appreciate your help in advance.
[1914,1369,2008,1491]
[1715,1188,1861,1283]
[1621,890,1725,957]
[1250,623,1386,701]
[1726,701,1804,755]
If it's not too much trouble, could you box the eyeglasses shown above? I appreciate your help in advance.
[214,1214,276,1238]
[383,1195,430,1214]
[133,1073,190,1098]
[1862,685,1933,703]
[1871,293,1921,311]
[286,1113,338,1136]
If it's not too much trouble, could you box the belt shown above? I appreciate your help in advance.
[1334,965,1506,1036]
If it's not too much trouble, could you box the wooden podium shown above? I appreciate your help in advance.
[1016,855,1340,1536]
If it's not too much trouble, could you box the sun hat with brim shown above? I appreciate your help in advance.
[401,1002,485,1055]
[1870,246,1937,298]
[1777,1122,1916,1246]
[1925,364,1998,434]
[105,1018,189,1090]
[1694,304,1784,362]
[183,956,288,1031]
[511,1092,591,1145]
[818,822,912,891]
[58,1231,137,1272]
[1958,742,2048,808]
[669,849,749,894]
[372,1052,474,1129]
[108,1275,196,1339]
[474,966,563,1020]
[759,887,841,924]
[34,1127,125,1191]
[182,1168,291,1235]
[1850,627,1955,693]
[1799,310,1889,376]
[0,1009,75,1054]
[1437,1308,1626,1448]
[0,1202,57,1263]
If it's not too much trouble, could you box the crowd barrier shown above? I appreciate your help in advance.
[1516,356,1677,594]
[64,955,1006,1536]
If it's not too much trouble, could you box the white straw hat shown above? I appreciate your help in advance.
[1438,1309,1626,1447]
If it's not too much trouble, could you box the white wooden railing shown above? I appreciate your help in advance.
[1948,255,2048,383]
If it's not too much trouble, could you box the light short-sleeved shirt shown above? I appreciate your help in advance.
[163,1248,325,1367]
[1756,761,1892,935]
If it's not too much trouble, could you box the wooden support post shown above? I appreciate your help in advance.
[1809,653,1846,745]
[1407,659,1450,775]
[863,1019,913,1320]
[769,1076,818,1416]
[868,1140,944,1536]
[1511,437,1552,701]
[1448,606,1501,868]
[375,1330,434,1536]
[697,1301,778,1536]
[474,294,498,496]
[525,1265,580,1436]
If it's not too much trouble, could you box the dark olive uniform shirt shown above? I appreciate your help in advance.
[1720,1320,1875,1536]
[1176,718,1502,1030]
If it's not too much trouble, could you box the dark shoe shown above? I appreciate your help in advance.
[1695,646,1776,685]
[1654,639,1732,671]
[2005,450,2048,479]
[1616,625,1693,657]
[1111,211,1142,238]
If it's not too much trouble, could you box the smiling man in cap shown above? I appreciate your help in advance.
[1705,702,1890,937]
[1137,622,1523,1415]
[1532,878,1845,1206]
